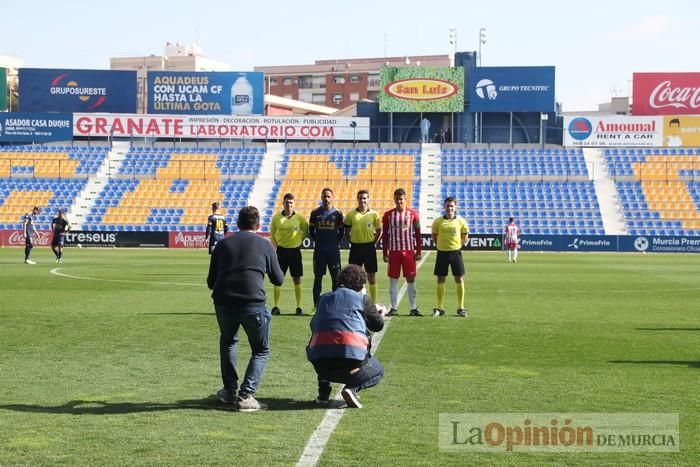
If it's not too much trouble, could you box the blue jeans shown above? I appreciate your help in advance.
[214,303,271,397]
[314,355,384,397]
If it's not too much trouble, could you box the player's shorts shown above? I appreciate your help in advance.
[277,246,303,277]
[434,250,465,277]
[387,250,417,279]
[348,242,378,273]
[209,234,224,255]
[51,234,66,248]
[506,241,518,250]
[313,248,341,277]
[25,234,34,247]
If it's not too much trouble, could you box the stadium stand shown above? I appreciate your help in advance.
[605,148,700,236]
[82,146,261,231]
[440,147,604,234]
[0,145,106,228]
[2,142,697,236]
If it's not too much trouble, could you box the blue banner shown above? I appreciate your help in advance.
[0,112,73,143]
[147,71,264,115]
[519,235,700,252]
[618,235,700,253]
[19,69,136,113]
[519,235,617,252]
[469,66,555,112]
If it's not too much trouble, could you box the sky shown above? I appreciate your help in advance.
[3,0,699,111]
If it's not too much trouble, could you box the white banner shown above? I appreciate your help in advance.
[72,114,370,141]
[564,115,663,147]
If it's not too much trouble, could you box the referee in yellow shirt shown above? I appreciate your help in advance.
[270,193,308,315]
[344,190,382,302]
[431,196,469,318]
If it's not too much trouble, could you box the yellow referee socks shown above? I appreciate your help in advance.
[437,282,445,309]
[274,286,281,308]
[294,283,303,308]
[368,283,377,303]
[456,281,465,309]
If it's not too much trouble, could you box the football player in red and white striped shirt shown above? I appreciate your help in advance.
[504,217,520,263]
[382,188,422,316]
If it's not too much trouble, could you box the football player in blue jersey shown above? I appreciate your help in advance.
[309,188,344,309]
[205,202,229,255]
[51,208,71,263]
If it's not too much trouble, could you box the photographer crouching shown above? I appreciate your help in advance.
[306,264,387,408]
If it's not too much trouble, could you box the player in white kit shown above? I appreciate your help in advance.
[504,217,520,263]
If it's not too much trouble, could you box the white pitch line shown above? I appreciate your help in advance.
[49,267,205,287]
[296,252,431,467]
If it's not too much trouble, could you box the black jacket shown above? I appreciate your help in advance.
[207,231,284,306]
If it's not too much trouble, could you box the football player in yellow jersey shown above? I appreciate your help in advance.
[270,193,309,315]
[344,190,382,302]
[431,197,469,318]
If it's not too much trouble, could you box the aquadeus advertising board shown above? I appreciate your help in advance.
[147,71,264,115]
[379,66,464,113]
[469,66,555,112]
[73,113,370,140]
[632,72,700,115]
[0,112,73,143]
[563,116,663,147]
[19,68,137,113]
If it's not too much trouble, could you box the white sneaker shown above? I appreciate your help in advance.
[25,259,36,265]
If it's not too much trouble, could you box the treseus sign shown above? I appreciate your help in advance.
[632,72,700,115]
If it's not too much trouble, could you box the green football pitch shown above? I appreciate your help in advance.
[0,247,698,465]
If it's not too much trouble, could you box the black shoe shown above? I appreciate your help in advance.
[432,308,445,317]
[315,393,330,405]
[409,308,423,317]
[271,307,280,315]
[341,386,362,409]
[457,308,467,318]
[295,307,303,316]
[386,308,398,316]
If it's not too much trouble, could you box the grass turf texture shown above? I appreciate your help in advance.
[0,247,698,465]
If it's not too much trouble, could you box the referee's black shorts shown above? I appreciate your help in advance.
[277,246,303,277]
[434,250,465,277]
[348,242,378,273]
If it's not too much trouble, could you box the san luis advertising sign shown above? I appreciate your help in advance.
[379,66,464,112]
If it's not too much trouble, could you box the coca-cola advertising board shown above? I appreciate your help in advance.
[0,229,52,247]
[632,73,700,115]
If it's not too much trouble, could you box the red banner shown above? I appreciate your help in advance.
[0,229,52,247]
[633,72,700,115]
[168,231,207,248]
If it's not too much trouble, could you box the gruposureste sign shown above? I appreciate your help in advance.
[19,68,137,113]
[72,114,370,140]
